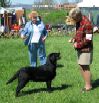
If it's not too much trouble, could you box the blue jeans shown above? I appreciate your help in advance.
[28,42,46,67]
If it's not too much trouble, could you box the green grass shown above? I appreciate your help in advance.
[0,35,99,103]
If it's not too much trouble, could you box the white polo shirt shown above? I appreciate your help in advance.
[31,24,41,43]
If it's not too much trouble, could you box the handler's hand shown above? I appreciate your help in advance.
[73,42,77,48]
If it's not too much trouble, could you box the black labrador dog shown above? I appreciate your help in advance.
[6,53,61,96]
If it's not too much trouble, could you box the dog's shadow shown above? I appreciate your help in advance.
[20,84,71,97]
[92,79,99,89]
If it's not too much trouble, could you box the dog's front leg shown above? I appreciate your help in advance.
[46,81,52,92]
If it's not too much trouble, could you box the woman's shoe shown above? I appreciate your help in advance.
[81,88,92,93]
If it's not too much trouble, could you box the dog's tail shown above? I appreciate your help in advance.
[6,71,19,84]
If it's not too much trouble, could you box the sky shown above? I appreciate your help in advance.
[10,0,34,4]
[10,0,75,4]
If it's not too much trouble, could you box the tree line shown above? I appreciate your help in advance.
[0,0,11,7]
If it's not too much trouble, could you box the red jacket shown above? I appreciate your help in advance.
[74,15,93,52]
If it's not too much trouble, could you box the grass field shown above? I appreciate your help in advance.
[0,35,99,103]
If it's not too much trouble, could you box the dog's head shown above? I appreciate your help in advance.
[47,53,61,65]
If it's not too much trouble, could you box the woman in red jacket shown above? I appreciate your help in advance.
[68,7,93,92]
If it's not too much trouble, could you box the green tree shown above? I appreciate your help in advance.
[0,0,11,7]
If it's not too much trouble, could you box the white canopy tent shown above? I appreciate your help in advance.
[77,0,99,7]
[0,7,25,34]
[0,7,24,14]
[77,0,99,26]
[77,0,93,7]
[0,7,6,14]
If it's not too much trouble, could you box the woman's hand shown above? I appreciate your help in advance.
[20,34,27,39]
[42,36,46,42]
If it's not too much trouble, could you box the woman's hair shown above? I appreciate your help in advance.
[69,7,81,18]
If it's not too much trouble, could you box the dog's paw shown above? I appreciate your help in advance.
[47,88,53,93]
[15,93,20,97]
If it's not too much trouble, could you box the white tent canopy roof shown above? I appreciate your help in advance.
[77,0,99,7]
[0,7,24,14]
[0,7,6,14]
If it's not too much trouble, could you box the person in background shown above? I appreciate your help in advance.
[20,11,47,67]
[68,7,93,92]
